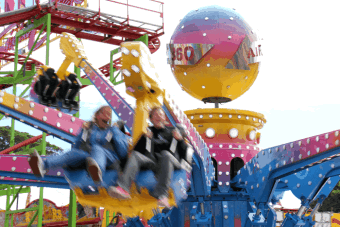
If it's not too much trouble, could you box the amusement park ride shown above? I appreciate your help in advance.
[1,1,340,227]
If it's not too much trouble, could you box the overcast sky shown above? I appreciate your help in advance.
[1,0,340,211]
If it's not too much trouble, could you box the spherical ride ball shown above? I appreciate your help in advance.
[167,5,262,103]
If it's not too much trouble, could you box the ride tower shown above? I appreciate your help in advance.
[167,5,264,190]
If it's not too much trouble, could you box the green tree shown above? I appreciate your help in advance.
[0,126,63,155]
[310,181,340,212]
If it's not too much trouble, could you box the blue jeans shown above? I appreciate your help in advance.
[90,144,118,174]
[44,148,89,169]
[44,145,118,175]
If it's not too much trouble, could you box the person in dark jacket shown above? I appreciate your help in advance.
[28,106,130,185]
[110,106,193,207]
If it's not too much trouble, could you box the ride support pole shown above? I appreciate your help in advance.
[310,203,321,218]
[297,206,307,218]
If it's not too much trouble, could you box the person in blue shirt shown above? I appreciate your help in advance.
[28,106,129,185]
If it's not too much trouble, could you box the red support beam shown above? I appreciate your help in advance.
[0,134,49,154]
[49,16,147,40]
[0,52,43,70]
[0,8,42,26]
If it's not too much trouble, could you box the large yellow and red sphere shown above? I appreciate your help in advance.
[167,5,262,103]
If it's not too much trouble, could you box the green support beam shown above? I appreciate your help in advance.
[46,13,51,66]
[1,185,31,227]
[0,185,13,190]
[0,71,17,74]
[16,25,46,79]
[37,188,44,227]
[0,186,30,196]
[6,206,38,215]
[27,210,39,227]
[38,13,50,227]
[73,65,80,119]
[68,64,81,227]
[0,71,35,83]
[68,190,77,227]
[16,16,49,37]
[4,186,11,227]
[5,186,22,210]
[78,77,94,85]
[110,47,120,85]
[9,84,16,147]
[135,34,149,45]
[106,210,110,226]
[18,84,31,98]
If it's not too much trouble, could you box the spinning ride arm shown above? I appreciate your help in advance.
[233,131,340,202]
[232,131,340,226]
[280,167,340,227]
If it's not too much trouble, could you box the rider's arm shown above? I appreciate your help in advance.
[72,127,86,149]
[110,125,129,160]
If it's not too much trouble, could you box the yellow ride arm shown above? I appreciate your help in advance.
[57,32,88,80]
[120,41,164,149]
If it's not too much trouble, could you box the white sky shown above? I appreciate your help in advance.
[1,0,340,211]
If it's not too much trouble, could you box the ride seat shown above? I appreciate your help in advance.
[34,68,60,107]
[63,167,189,219]
[57,73,82,111]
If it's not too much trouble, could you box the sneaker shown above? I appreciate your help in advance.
[28,150,45,178]
[157,196,170,208]
[86,158,102,183]
[108,186,131,200]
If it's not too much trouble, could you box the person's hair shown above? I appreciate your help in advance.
[149,106,164,119]
[93,105,111,121]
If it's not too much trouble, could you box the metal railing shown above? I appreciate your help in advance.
[105,0,164,33]
[28,0,164,34]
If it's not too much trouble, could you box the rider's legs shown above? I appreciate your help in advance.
[87,144,118,183]
[119,151,157,192]
[110,151,157,199]
[44,149,89,169]
[151,150,182,207]
[29,149,89,178]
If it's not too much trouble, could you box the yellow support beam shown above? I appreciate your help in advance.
[45,32,87,81]
[120,41,164,148]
